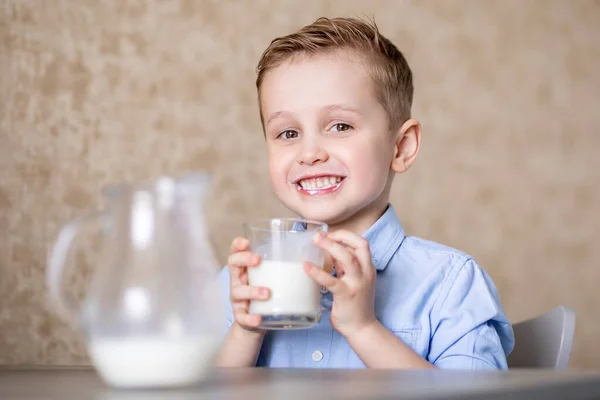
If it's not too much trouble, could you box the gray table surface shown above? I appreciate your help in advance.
[2,366,600,400]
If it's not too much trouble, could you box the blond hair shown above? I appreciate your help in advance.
[256,17,413,129]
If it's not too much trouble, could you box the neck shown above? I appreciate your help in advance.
[328,177,394,235]
[328,199,390,236]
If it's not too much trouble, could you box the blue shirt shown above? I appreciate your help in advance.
[218,205,515,369]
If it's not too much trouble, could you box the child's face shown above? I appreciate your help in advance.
[260,52,400,229]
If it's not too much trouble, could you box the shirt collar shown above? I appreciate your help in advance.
[362,204,406,271]
[294,204,405,271]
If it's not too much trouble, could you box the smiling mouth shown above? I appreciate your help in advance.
[294,175,345,195]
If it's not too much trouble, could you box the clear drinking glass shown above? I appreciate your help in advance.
[46,172,224,389]
[244,218,328,330]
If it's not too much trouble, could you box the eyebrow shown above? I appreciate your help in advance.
[266,104,363,127]
[266,110,291,127]
[322,104,363,115]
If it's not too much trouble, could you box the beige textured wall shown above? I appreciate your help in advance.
[1,0,599,368]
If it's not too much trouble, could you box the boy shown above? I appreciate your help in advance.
[217,17,514,369]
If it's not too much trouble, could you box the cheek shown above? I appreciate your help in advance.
[268,151,291,191]
[344,148,391,202]
[349,140,392,182]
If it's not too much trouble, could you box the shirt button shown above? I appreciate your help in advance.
[320,286,329,294]
[312,350,323,362]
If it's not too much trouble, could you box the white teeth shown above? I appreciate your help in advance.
[298,176,343,190]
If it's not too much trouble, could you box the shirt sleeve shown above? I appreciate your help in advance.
[217,266,235,333]
[428,258,515,369]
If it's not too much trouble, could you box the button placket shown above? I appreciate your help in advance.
[305,320,332,366]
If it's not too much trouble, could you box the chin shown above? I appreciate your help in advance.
[287,201,353,226]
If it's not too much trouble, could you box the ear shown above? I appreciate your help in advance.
[391,119,421,174]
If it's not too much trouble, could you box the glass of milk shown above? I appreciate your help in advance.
[46,172,224,389]
[244,218,328,329]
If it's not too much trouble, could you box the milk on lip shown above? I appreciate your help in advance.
[248,260,320,316]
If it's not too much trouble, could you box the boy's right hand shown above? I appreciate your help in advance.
[227,237,270,332]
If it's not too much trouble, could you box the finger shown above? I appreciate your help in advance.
[236,313,262,328]
[304,262,346,295]
[329,255,346,278]
[228,251,261,269]
[232,303,263,328]
[313,232,361,279]
[228,238,252,285]
[327,230,373,274]
[323,253,335,274]
[230,237,250,253]
[228,264,243,286]
[230,285,270,302]
[232,299,248,314]
[228,251,259,286]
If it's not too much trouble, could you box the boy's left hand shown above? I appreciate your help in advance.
[304,230,377,339]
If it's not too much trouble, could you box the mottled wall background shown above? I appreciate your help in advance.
[1,0,599,368]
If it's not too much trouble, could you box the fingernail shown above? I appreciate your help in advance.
[303,262,313,273]
[314,231,326,241]
[260,288,269,297]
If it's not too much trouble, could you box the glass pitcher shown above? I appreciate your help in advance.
[46,172,224,389]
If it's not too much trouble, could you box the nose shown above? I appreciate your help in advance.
[297,136,329,165]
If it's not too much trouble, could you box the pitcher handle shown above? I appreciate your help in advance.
[46,212,103,324]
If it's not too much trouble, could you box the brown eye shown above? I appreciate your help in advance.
[279,130,300,139]
[331,123,351,132]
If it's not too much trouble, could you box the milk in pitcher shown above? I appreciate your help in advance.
[88,336,220,388]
